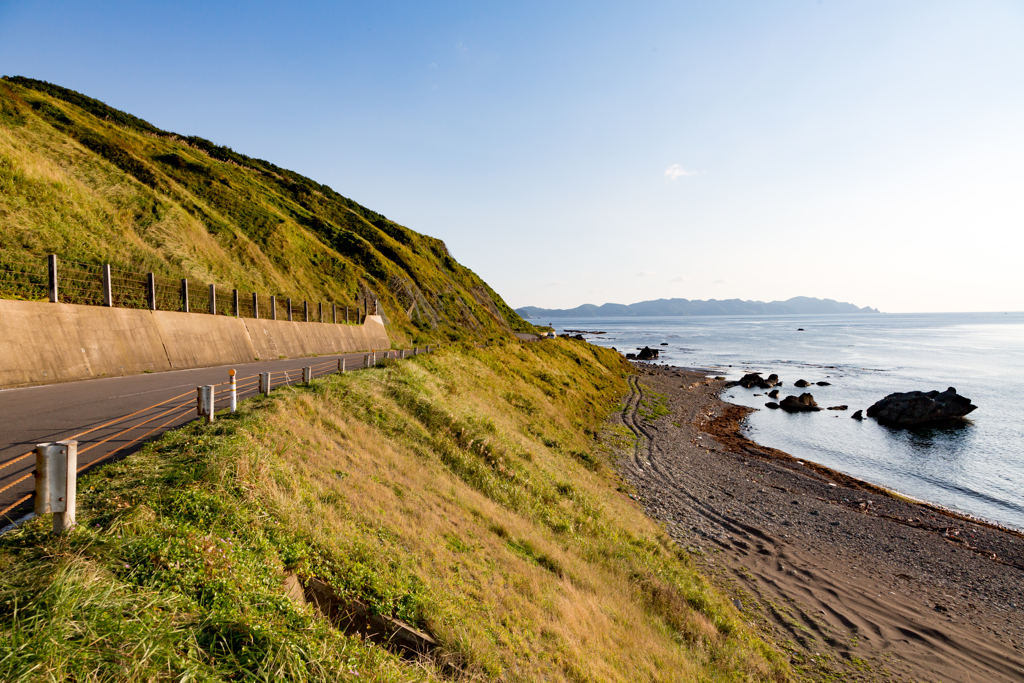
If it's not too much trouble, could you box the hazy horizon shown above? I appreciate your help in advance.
[2,1,1021,314]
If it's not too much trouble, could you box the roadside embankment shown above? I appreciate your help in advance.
[0,340,786,682]
[615,363,1024,683]
[0,299,389,387]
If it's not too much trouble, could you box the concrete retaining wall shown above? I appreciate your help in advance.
[0,300,390,388]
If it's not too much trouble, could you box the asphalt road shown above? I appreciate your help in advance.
[0,349,423,523]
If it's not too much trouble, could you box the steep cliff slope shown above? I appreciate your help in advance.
[0,77,533,343]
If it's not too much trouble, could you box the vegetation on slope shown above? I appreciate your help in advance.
[0,76,534,344]
[0,340,786,682]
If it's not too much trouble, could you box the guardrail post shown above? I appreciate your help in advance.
[47,254,58,303]
[252,292,259,319]
[364,353,369,368]
[147,273,157,310]
[34,440,77,533]
[303,366,312,384]
[304,301,309,322]
[338,358,345,373]
[259,372,271,396]
[209,284,216,315]
[232,289,239,317]
[401,349,406,360]
[332,304,337,324]
[181,278,189,312]
[197,385,215,422]
[287,298,293,321]
[270,295,277,320]
[102,265,112,307]
[229,369,237,412]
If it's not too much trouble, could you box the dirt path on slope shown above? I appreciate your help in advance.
[611,364,1024,682]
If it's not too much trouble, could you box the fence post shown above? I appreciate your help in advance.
[147,273,157,310]
[338,358,344,373]
[253,292,259,319]
[345,306,349,324]
[209,284,216,315]
[34,440,77,533]
[102,265,112,307]
[229,369,237,412]
[287,298,292,321]
[181,279,189,313]
[232,289,239,317]
[318,302,323,322]
[304,301,309,322]
[271,295,277,320]
[47,254,58,303]
[197,385,215,422]
[303,366,312,384]
[332,304,337,324]
[259,372,271,396]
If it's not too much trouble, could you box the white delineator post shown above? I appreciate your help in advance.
[260,372,271,396]
[229,369,237,412]
[197,385,215,422]
[35,440,77,533]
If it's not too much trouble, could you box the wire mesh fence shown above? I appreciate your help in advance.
[0,250,48,301]
[0,254,368,324]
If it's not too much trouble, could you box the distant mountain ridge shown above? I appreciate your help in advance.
[517,296,880,318]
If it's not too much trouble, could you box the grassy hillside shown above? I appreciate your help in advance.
[0,76,534,344]
[0,340,786,682]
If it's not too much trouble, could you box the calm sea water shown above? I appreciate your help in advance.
[542,313,1024,531]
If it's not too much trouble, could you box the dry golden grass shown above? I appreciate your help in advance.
[200,340,787,681]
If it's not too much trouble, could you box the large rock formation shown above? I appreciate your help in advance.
[779,393,821,413]
[866,388,977,426]
[636,346,659,360]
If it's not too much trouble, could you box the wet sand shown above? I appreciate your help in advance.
[613,364,1024,682]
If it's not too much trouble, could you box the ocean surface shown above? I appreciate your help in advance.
[541,312,1024,531]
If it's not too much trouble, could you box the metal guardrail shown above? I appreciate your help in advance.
[0,347,435,521]
[0,252,371,324]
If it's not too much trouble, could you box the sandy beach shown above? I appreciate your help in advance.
[614,363,1024,682]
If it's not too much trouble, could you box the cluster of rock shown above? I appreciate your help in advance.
[626,346,660,361]
[865,388,977,426]
[733,370,978,429]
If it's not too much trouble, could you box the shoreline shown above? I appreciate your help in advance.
[708,401,1024,542]
[613,362,1024,682]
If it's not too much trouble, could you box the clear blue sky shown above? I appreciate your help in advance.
[2,0,1022,312]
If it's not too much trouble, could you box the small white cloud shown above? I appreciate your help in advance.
[546,280,565,287]
[664,164,700,181]
[712,279,729,286]
[637,270,656,277]
[429,62,437,68]
[456,41,468,52]
[669,276,687,284]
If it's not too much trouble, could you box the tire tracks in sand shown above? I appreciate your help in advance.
[614,367,1024,682]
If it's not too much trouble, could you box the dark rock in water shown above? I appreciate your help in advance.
[866,387,977,426]
[798,328,804,331]
[779,393,821,413]
[767,389,779,399]
[738,372,779,389]
[827,405,848,411]
[636,346,659,360]
[794,379,811,388]
[625,353,637,359]
[765,402,780,409]
[816,381,831,386]
[851,410,863,420]
[660,342,668,346]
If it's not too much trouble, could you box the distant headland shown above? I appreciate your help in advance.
[516,296,880,318]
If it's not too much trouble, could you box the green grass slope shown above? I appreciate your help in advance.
[0,341,786,682]
[0,76,534,344]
